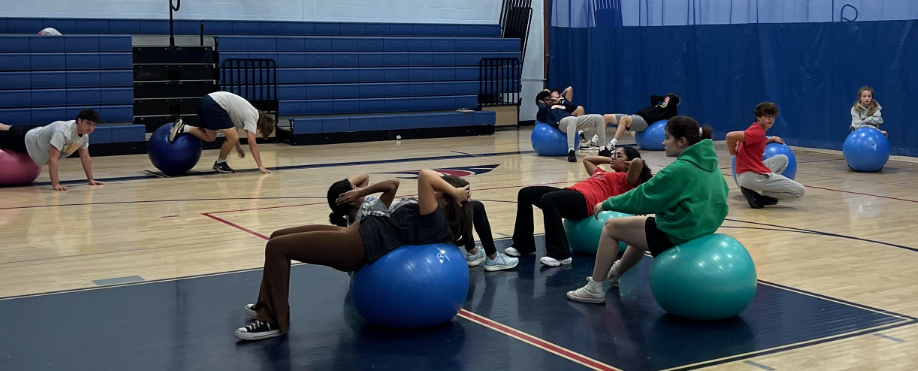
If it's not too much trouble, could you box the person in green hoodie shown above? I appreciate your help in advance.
[567,116,729,303]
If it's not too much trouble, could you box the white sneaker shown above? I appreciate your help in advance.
[566,277,606,303]
[168,118,184,143]
[504,247,522,257]
[244,304,257,319]
[466,246,485,267]
[588,134,601,147]
[606,260,622,287]
[540,256,573,267]
[609,139,618,148]
[484,253,519,271]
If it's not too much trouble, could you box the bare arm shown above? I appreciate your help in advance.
[362,179,400,208]
[78,148,104,186]
[48,147,66,191]
[562,86,573,102]
[418,170,468,215]
[582,156,612,176]
[726,131,745,156]
[246,131,272,174]
[348,173,370,189]
[625,159,644,187]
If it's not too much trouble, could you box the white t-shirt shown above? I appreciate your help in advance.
[24,120,89,166]
[209,91,259,133]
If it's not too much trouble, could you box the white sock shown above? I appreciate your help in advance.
[588,277,603,289]
[216,159,226,164]
[569,148,575,152]
[181,125,191,133]
[610,139,617,147]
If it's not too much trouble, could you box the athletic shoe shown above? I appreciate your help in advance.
[606,260,622,287]
[484,254,519,271]
[540,256,573,267]
[598,147,613,157]
[213,161,235,173]
[235,320,280,341]
[504,247,523,257]
[168,119,184,143]
[566,277,606,303]
[740,187,764,209]
[567,149,577,163]
[466,246,485,267]
[244,304,257,319]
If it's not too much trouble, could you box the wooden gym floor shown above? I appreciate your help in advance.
[0,128,916,370]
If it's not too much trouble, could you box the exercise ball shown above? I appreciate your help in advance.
[635,120,667,151]
[844,128,890,172]
[0,149,41,186]
[650,234,757,321]
[350,243,469,329]
[563,211,629,254]
[148,123,202,176]
[731,142,798,186]
[531,121,569,156]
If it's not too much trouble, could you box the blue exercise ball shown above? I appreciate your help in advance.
[731,142,798,186]
[531,121,569,156]
[635,120,667,151]
[650,234,757,321]
[844,128,890,172]
[148,123,202,176]
[350,243,469,329]
[563,211,629,254]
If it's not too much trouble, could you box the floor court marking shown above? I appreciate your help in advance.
[873,333,907,343]
[742,360,775,371]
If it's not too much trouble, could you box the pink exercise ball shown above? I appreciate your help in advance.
[0,149,41,186]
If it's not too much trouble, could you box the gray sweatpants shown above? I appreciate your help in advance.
[736,155,805,200]
[559,115,605,150]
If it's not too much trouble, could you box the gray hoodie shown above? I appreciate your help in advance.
[850,103,883,130]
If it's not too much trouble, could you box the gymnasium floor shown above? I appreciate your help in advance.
[1,129,916,371]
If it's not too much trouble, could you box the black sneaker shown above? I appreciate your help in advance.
[761,196,779,206]
[567,149,577,163]
[235,320,280,341]
[598,147,613,157]
[168,119,184,143]
[213,161,235,173]
[740,187,764,209]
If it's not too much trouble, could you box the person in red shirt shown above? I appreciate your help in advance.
[726,102,805,209]
[508,147,653,266]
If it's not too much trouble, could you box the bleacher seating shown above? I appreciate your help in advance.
[0,18,501,38]
[0,35,135,126]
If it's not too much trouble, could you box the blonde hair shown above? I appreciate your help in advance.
[853,86,879,116]
[257,111,276,140]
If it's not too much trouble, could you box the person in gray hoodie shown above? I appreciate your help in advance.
[850,86,885,136]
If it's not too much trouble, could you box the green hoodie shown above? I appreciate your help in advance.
[601,139,729,244]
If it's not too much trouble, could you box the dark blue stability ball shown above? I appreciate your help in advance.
[148,123,202,176]
[349,243,469,329]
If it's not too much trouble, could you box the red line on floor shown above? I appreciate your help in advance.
[202,213,270,240]
[458,310,621,371]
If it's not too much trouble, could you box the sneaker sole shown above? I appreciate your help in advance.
[235,329,281,341]
[483,260,519,272]
[168,122,183,142]
[540,258,573,267]
[466,257,485,267]
[213,167,235,174]
[244,307,257,319]
[566,292,606,303]
[606,280,620,287]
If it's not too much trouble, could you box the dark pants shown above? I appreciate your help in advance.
[512,186,590,260]
[253,223,367,334]
[464,200,497,256]
[0,125,40,153]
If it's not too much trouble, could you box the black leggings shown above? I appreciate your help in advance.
[512,186,590,260]
[0,125,39,153]
[465,200,497,256]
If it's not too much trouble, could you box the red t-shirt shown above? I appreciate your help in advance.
[735,123,771,175]
[567,169,636,210]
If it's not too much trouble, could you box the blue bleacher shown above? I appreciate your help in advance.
[290,111,495,134]
[0,18,501,38]
[0,35,135,132]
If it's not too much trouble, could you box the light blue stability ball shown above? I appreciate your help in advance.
[649,234,757,321]
[563,211,630,254]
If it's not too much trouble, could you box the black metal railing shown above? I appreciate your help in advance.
[500,0,533,66]
[219,59,279,118]
[478,57,521,108]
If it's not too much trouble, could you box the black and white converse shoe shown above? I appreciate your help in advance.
[213,161,235,173]
[244,304,257,319]
[235,320,281,341]
[567,149,577,163]
[168,119,184,143]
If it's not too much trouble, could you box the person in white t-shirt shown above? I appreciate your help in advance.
[168,91,276,174]
[0,109,105,191]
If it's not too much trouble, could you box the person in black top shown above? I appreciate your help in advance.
[235,170,473,341]
[606,94,681,147]
[536,91,613,162]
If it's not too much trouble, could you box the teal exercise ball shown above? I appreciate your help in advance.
[649,234,756,320]
[563,211,629,254]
